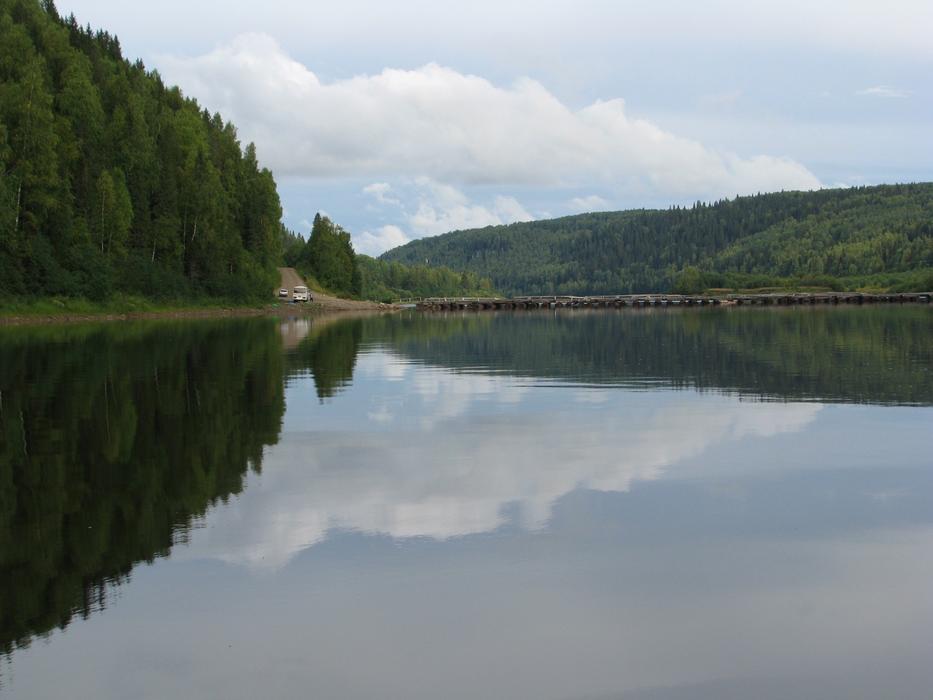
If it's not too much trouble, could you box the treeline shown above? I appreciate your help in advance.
[284,213,496,301]
[356,256,495,302]
[381,184,933,295]
[0,0,283,302]
[286,213,361,296]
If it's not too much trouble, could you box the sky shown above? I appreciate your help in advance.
[60,0,933,255]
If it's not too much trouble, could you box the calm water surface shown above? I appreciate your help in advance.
[1,308,932,699]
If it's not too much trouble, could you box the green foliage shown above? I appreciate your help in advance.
[885,270,933,293]
[0,0,283,303]
[280,224,305,267]
[93,167,132,256]
[382,184,933,295]
[672,265,703,294]
[356,255,496,302]
[298,213,359,296]
[290,214,493,301]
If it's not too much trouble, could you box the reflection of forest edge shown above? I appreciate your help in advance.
[0,319,285,655]
[303,307,933,406]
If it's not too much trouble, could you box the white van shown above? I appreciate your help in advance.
[293,286,310,302]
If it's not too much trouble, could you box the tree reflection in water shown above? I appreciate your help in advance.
[0,319,285,654]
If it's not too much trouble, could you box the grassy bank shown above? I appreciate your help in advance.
[0,294,279,320]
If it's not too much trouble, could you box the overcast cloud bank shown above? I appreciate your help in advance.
[162,33,820,192]
[162,33,823,254]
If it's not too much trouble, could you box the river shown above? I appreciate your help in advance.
[1,307,932,698]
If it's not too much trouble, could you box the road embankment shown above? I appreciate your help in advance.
[0,267,399,326]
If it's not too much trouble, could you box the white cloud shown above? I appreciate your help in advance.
[160,34,821,200]
[568,194,610,212]
[356,351,410,382]
[362,182,400,206]
[353,178,535,253]
[493,195,535,224]
[354,225,410,256]
[407,179,534,236]
[855,85,911,98]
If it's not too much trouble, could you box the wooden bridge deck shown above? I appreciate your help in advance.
[414,292,932,311]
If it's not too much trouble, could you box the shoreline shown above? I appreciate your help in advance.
[0,299,399,327]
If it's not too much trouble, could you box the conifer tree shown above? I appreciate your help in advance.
[0,0,285,301]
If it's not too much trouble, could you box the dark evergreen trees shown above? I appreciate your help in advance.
[284,214,495,301]
[300,213,359,296]
[382,184,933,295]
[356,255,495,301]
[291,212,497,301]
[0,0,283,301]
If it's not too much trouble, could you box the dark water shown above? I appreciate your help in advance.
[1,307,932,699]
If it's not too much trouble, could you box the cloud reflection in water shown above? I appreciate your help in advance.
[180,349,821,568]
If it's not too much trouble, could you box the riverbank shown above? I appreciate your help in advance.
[0,293,397,326]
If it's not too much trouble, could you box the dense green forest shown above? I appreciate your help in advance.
[284,213,496,301]
[288,214,361,296]
[0,0,286,302]
[381,184,933,295]
[356,256,495,302]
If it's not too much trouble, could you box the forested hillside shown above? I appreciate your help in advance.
[356,255,495,302]
[381,184,933,295]
[0,0,283,301]
[284,213,496,302]
[287,213,361,297]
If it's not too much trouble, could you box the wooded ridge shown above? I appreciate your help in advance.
[381,184,933,295]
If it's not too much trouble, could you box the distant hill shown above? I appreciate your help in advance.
[380,184,933,295]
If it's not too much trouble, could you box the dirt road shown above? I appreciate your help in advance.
[276,267,392,311]
[276,267,306,299]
